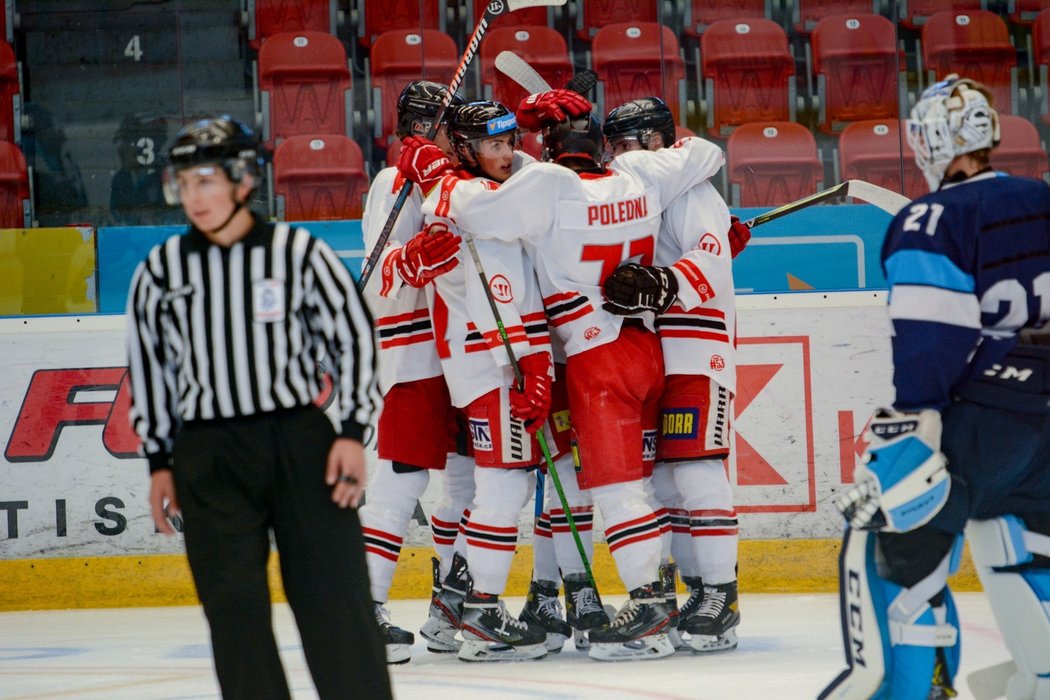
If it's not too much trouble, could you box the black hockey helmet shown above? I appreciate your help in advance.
[163,115,261,204]
[447,100,518,170]
[545,113,605,173]
[396,80,464,139]
[603,97,677,151]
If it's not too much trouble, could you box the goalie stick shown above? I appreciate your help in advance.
[967,660,1015,700]
[744,179,908,229]
[357,0,567,290]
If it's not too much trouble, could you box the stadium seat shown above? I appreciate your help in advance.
[0,140,30,227]
[0,40,19,143]
[1011,0,1050,25]
[273,134,369,220]
[247,0,336,50]
[592,23,685,123]
[257,31,351,147]
[684,0,770,36]
[469,0,553,29]
[576,0,658,40]
[921,10,1017,115]
[1033,9,1050,123]
[811,14,903,134]
[794,0,879,33]
[727,121,824,207]
[480,26,573,109]
[369,29,458,145]
[386,137,403,168]
[899,0,984,29]
[676,125,698,139]
[993,114,1049,180]
[837,119,927,201]
[701,19,795,138]
[519,130,544,160]
[358,0,442,49]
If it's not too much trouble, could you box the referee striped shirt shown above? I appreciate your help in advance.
[126,215,380,473]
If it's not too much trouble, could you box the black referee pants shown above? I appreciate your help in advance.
[172,405,391,700]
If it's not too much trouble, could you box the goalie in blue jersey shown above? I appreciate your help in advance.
[822,75,1050,700]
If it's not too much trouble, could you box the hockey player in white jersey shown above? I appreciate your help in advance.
[602,97,747,653]
[397,88,725,661]
[357,80,474,663]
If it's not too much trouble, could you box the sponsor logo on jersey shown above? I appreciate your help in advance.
[469,418,493,452]
[584,326,601,340]
[642,429,658,461]
[698,233,722,256]
[586,195,648,226]
[489,274,513,303]
[710,354,725,371]
[661,408,699,440]
[983,363,1035,382]
[508,415,525,462]
[553,409,571,433]
[252,279,285,323]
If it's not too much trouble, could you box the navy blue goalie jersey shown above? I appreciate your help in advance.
[881,171,1050,410]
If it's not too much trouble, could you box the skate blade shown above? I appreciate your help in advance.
[573,629,591,651]
[384,643,411,665]
[688,628,738,653]
[457,639,548,662]
[420,617,461,652]
[588,633,675,661]
[544,632,568,653]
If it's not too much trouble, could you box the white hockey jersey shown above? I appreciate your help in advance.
[435,137,725,357]
[360,166,442,394]
[656,180,737,391]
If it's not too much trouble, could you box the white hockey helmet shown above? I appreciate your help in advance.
[906,74,1000,191]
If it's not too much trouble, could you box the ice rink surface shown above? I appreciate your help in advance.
[0,593,1008,699]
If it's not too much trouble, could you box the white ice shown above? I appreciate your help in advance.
[0,593,1009,699]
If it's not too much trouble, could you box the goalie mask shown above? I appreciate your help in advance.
[447,100,519,174]
[545,113,605,173]
[906,74,1001,191]
[603,97,676,158]
[162,115,262,206]
[396,80,464,139]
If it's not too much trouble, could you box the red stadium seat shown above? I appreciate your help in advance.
[576,0,658,40]
[811,14,903,134]
[684,0,769,36]
[727,122,824,207]
[273,134,369,220]
[701,19,795,138]
[1011,0,1050,25]
[794,0,878,33]
[592,23,685,123]
[993,114,1049,180]
[480,26,572,109]
[1033,10,1050,123]
[369,29,458,145]
[358,0,441,49]
[899,0,984,29]
[258,31,351,147]
[386,137,403,168]
[518,130,544,160]
[0,40,18,143]
[676,125,697,139]
[0,140,29,227]
[247,0,335,50]
[837,119,926,201]
[921,10,1017,115]
[470,0,553,29]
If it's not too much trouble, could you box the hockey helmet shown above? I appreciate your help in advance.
[545,113,605,173]
[603,97,676,156]
[163,115,262,205]
[396,80,464,139]
[906,74,1000,191]
[447,100,519,170]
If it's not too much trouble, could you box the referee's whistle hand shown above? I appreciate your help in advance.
[149,470,180,536]
[326,438,366,508]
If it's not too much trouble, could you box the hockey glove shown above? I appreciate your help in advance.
[728,216,751,259]
[510,352,554,433]
[394,222,461,287]
[396,135,454,196]
[516,89,593,131]
[602,263,680,315]
[835,408,950,533]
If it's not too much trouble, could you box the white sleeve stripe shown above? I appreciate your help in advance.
[888,285,981,329]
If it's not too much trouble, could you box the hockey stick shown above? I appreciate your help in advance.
[744,179,909,229]
[495,50,599,97]
[461,234,600,592]
[967,660,1014,700]
[358,0,568,290]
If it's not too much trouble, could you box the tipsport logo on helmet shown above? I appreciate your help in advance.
[486,114,517,135]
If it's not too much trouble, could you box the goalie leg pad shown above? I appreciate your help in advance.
[967,516,1050,698]
[820,528,959,700]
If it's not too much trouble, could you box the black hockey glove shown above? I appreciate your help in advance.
[602,263,679,315]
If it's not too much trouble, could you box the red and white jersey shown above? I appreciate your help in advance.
[360,166,441,393]
[657,180,737,390]
[432,137,724,356]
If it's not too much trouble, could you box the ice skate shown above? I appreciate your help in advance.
[564,572,611,651]
[659,563,684,650]
[373,602,413,664]
[588,582,675,661]
[675,575,704,649]
[518,580,572,653]
[459,592,548,662]
[685,581,740,653]
[420,554,467,653]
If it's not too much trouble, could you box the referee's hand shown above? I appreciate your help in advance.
[326,438,366,508]
[150,470,180,535]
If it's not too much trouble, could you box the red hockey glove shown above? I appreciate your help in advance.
[728,216,751,259]
[602,263,679,315]
[510,352,553,433]
[516,89,593,131]
[395,222,461,287]
[396,135,454,196]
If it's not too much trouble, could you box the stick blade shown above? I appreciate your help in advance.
[495,50,551,94]
[506,0,567,10]
[967,661,1015,700]
[565,68,598,97]
[844,180,909,215]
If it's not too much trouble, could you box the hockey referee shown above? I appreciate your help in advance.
[125,116,392,699]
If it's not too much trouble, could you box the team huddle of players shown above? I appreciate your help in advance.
[357,80,748,664]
